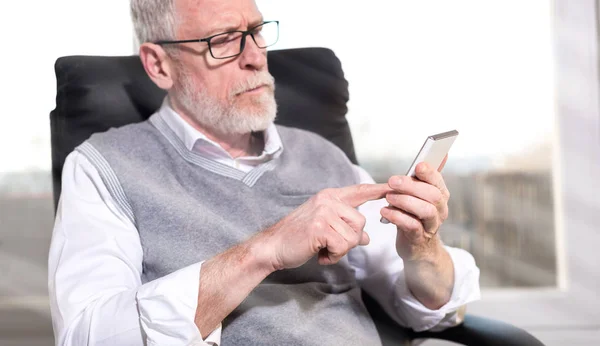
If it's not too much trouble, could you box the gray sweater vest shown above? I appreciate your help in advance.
[78,114,382,345]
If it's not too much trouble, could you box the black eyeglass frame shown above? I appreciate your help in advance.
[153,20,279,59]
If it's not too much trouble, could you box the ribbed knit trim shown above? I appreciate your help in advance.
[76,142,136,226]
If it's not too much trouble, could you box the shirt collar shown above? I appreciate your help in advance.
[157,98,283,158]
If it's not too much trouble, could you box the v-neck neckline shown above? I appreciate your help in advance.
[150,115,279,187]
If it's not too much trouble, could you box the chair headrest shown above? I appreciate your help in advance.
[50,47,357,205]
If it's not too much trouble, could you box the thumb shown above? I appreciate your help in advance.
[438,154,448,172]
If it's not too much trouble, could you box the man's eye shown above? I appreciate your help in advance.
[212,34,237,45]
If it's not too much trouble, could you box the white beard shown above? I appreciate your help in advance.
[173,69,277,135]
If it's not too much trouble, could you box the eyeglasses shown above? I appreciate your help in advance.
[154,21,279,59]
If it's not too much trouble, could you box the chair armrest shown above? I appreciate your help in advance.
[363,291,545,346]
[412,315,545,346]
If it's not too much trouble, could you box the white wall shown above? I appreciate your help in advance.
[0,0,134,173]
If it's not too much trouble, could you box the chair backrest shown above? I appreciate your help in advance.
[50,47,358,208]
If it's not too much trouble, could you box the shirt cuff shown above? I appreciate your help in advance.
[394,246,481,332]
[137,261,223,346]
[188,325,222,346]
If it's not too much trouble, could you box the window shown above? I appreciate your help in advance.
[260,0,559,289]
[258,0,600,343]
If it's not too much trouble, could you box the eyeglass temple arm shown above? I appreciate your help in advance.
[153,38,207,45]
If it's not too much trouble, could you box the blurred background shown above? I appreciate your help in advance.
[0,0,599,345]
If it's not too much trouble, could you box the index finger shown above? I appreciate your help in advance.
[335,183,393,208]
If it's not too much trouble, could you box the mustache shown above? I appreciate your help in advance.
[231,72,275,96]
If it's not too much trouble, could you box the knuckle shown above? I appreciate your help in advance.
[347,238,358,249]
[357,184,371,195]
[408,218,421,232]
[350,232,362,247]
[314,191,329,204]
[440,208,449,221]
[358,214,367,229]
[321,188,335,195]
[330,255,343,264]
[329,241,345,255]
[426,204,438,218]
[432,192,443,206]
[315,204,328,215]
[316,204,335,219]
[311,217,327,231]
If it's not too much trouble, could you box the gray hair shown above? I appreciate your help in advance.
[130,0,178,43]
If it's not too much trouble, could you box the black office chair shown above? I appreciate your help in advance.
[50,47,544,346]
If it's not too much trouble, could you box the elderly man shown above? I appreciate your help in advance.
[48,0,480,345]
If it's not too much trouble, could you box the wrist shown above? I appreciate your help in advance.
[246,231,279,276]
[400,234,445,264]
[403,240,455,309]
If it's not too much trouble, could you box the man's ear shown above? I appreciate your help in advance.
[139,43,175,90]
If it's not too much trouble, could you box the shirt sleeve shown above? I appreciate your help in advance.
[348,164,481,332]
[48,151,222,346]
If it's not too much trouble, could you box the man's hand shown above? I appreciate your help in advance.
[258,184,392,271]
[380,157,450,261]
[196,183,390,336]
[380,155,455,309]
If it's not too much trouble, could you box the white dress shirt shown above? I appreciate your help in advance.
[48,101,481,346]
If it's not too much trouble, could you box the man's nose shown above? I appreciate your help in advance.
[238,35,267,71]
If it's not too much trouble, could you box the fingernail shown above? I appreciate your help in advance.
[390,176,401,188]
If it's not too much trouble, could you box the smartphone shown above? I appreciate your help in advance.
[380,130,459,224]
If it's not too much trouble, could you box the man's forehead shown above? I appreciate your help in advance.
[176,0,262,36]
